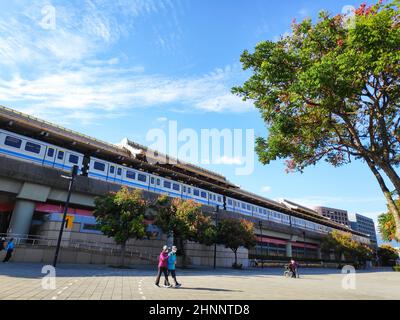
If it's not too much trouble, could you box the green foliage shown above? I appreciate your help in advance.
[378,244,399,266]
[152,195,215,245]
[93,187,148,245]
[216,218,257,265]
[233,0,400,172]
[393,266,400,271]
[378,200,399,242]
[321,230,374,263]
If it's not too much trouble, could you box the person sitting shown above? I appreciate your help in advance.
[288,259,299,278]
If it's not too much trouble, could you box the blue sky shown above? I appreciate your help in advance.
[0,0,397,245]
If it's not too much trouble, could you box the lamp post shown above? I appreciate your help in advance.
[258,220,263,269]
[213,205,219,269]
[53,165,79,267]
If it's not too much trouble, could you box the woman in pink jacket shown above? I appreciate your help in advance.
[155,245,171,287]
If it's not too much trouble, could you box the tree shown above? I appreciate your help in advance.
[216,218,257,267]
[378,200,399,242]
[321,230,373,266]
[152,195,216,266]
[93,187,148,267]
[233,0,400,240]
[377,244,399,266]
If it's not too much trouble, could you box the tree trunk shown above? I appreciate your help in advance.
[379,162,400,196]
[120,242,126,267]
[365,160,400,241]
[178,237,187,267]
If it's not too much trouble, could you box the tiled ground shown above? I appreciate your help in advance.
[0,263,399,300]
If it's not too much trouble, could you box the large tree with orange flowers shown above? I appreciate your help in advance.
[233,0,400,239]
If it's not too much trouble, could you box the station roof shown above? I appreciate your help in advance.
[0,105,368,237]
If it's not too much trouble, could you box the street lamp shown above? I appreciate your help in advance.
[53,165,79,267]
[258,220,263,269]
[213,205,219,269]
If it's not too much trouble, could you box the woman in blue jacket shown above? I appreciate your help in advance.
[165,246,181,288]
[2,238,15,263]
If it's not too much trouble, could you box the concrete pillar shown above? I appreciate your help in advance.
[7,199,36,237]
[317,247,322,260]
[286,241,292,258]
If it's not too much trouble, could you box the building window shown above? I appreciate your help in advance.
[4,136,22,148]
[94,161,105,171]
[126,171,136,180]
[137,173,147,182]
[25,142,41,154]
[69,154,79,164]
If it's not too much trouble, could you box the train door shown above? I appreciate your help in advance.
[64,151,83,173]
[54,149,66,170]
[43,146,56,168]
[107,164,117,182]
[114,166,123,184]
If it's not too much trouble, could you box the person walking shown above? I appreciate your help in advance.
[155,245,171,288]
[166,246,181,288]
[2,238,15,263]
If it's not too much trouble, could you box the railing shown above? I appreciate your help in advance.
[0,233,157,262]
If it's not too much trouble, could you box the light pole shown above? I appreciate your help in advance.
[258,220,263,269]
[213,205,219,269]
[53,165,79,267]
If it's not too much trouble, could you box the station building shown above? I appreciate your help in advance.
[0,105,371,267]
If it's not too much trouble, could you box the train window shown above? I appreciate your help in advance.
[213,195,216,201]
[47,148,55,157]
[172,183,180,191]
[241,203,246,209]
[156,179,160,186]
[94,161,105,171]
[57,151,64,160]
[163,181,171,189]
[151,177,155,184]
[187,187,191,194]
[138,173,147,182]
[117,168,122,176]
[200,191,207,198]
[25,142,41,154]
[109,166,115,174]
[126,171,136,180]
[228,199,233,205]
[247,204,251,210]
[69,154,79,164]
[217,196,221,202]
[193,189,199,196]
[4,136,22,148]
[183,186,186,193]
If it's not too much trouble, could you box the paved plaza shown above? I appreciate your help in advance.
[0,263,399,300]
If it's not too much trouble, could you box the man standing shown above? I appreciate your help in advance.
[155,245,171,288]
[166,246,181,288]
[3,238,15,263]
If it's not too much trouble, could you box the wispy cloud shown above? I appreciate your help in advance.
[0,1,253,125]
[281,196,385,210]
[261,186,272,193]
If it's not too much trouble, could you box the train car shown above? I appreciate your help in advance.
[0,128,83,172]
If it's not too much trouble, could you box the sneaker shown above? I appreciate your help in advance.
[163,284,172,288]
[174,283,181,288]
[154,283,160,287]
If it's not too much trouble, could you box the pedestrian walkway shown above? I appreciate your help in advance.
[0,263,399,300]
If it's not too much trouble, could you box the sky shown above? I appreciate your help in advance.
[0,0,398,246]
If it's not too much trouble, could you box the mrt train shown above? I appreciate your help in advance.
[0,128,332,234]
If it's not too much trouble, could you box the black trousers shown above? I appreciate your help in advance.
[155,267,170,286]
[165,269,178,285]
[3,249,13,262]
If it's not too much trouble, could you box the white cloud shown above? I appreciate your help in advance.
[214,156,244,165]
[261,186,272,193]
